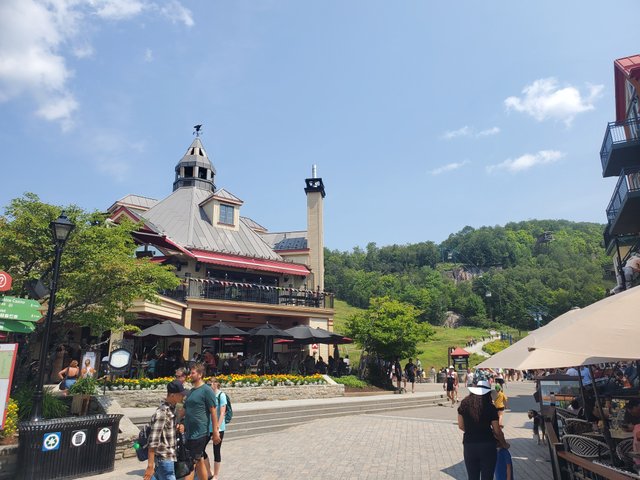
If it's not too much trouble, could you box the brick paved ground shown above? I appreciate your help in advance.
[95,382,552,479]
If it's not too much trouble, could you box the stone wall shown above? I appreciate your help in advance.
[0,445,18,480]
[105,382,345,408]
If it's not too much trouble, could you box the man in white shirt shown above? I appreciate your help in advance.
[566,367,579,376]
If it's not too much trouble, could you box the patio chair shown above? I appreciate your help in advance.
[556,407,578,419]
[616,438,635,471]
[562,434,612,462]
[564,418,594,435]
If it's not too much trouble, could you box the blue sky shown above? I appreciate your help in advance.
[0,1,636,251]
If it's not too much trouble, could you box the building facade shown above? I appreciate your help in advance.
[107,136,334,362]
[601,55,640,291]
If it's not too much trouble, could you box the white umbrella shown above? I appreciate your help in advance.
[479,286,640,370]
[529,286,640,366]
[476,308,583,369]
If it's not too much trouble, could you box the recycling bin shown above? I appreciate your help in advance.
[17,413,123,480]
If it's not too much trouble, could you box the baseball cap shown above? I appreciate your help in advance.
[468,380,492,396]
[167,380,187,394]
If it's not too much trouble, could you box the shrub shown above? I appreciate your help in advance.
[0,399,19,439]
[68,377,99,395]
[330,375,368,389]
[482,339,511,355]
[12,384,68,420]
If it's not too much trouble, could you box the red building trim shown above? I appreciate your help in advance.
[190,249,310,276]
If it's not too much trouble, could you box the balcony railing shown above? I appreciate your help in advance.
[606,167,640,222]
[600,117,640,176]
[160,278,334,309]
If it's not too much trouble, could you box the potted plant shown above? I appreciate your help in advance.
[68,377,98,415]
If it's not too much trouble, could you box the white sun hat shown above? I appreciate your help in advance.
[468,380,492,396]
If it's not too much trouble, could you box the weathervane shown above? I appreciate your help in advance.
[193,124,203,137]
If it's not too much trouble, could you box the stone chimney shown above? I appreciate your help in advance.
[304,165,326,291]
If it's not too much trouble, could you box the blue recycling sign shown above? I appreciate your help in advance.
[42,432,61,452]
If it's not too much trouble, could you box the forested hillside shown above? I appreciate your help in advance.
[325,220,612,331]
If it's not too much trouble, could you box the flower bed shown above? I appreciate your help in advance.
[99,373,326,390]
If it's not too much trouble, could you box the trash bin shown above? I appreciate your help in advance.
[17,413,123,480]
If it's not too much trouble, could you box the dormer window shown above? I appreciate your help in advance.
[219,204,234,225]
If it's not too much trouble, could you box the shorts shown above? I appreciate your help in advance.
[446,386,454,392]
[496,407,505,411]
[185,435,210,463]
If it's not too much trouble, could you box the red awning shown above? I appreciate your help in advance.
[191,250,310,276]
[451,347,470,357]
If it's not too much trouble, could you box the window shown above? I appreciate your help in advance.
[219,204,234,225]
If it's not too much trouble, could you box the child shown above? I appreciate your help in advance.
[495,446,514,480]
[494,384,508,427]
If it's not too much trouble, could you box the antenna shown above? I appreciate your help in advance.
[193,124,203,137]
[312,164,317,178]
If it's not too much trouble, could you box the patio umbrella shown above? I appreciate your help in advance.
[200,320,249,338]
[528,286,640,366]
[135,320,199,337]
[247,323,293,371]
[284,325,334,344]
[476,307,583,370]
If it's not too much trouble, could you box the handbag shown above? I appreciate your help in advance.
[174,432,194,480]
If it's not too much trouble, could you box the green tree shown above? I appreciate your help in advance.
[345,296,434,360]
[0,193,180,337]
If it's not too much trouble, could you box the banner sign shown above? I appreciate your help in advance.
[0,344,19,429]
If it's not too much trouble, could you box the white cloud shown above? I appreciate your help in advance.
[90,0,146,20]
[91,130,146,181]
[430,160,470,175]
[443,126,471,140]
[160,0,194,27]
[442,125,500,140]
[504,78,603,126]
[487,150,565,173]
[144,48,154,62]
[476,126,501,137]
[0,0,193,129]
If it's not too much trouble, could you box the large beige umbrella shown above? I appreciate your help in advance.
[476,308,583,369]
[529,286,640,366]
[479,286,640,370]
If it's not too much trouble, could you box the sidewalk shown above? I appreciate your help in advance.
[94,382,550,480]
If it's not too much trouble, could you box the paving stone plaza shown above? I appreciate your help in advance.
[95,382,552,479]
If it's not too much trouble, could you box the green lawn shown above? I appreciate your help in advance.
[332,299,509,370]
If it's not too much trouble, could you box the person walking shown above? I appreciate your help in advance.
[443,367,456,407]
[182,363,221,480]
[404,358,416,393]
[58,360,79,396]
[393,357,403,392]
[208,377,228,480]
[430,365,437,383]
[457,380,510,480]
[493,384,508,427]
[143,380,187,480]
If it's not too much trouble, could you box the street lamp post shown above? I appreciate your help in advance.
[31,212,75,421]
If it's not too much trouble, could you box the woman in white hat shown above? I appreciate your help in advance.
[457,380,510,480]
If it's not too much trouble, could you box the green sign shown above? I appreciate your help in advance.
[0,319,35,334]
[0,296,40,309]
[0,296,42,322]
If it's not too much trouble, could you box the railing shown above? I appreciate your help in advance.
[601,117,640,171]
[160,278,334,309]
[606,166,640,223]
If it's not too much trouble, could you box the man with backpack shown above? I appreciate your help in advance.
[143,380,187,480]
[182,363,221,480]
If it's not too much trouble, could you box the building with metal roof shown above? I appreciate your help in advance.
[106,134,334,362]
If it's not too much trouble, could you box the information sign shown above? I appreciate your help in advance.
[0,272,12,292]
[97,427,112,444]
[0,296,42,322]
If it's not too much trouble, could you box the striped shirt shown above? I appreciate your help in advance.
[147,401,177,461]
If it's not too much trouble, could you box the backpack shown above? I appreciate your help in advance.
[134,424,151,461]
[217,392,233,424]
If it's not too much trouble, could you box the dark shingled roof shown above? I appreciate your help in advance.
[274,237,308,251]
